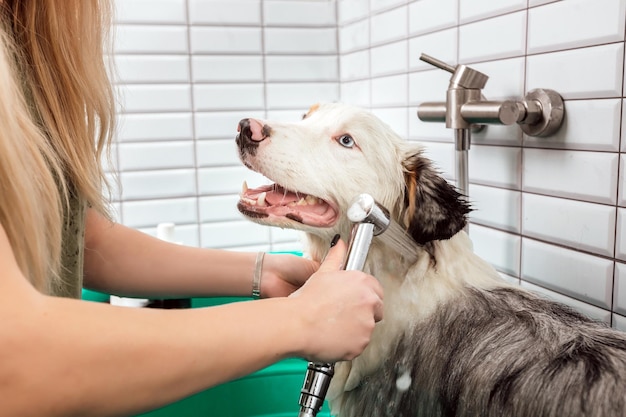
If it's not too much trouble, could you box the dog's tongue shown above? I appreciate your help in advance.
[263,187,299,205]
[239,182,337,226]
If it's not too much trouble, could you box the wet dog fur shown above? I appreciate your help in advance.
[235,102,626,417]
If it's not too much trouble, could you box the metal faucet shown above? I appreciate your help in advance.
[417,53,565,215]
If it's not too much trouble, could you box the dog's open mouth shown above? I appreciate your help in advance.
[238,181,338,227]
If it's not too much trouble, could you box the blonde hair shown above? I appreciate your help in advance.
[0,0,115,292]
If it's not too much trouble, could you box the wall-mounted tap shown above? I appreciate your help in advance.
[417,53,565,224]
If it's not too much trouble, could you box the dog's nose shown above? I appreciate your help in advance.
[237,118,270,143]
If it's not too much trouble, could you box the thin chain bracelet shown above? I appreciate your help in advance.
[252,252,265,299]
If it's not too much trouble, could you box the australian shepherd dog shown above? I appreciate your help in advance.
[235,102,626,417]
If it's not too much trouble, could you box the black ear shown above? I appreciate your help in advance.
[402,152,471,245]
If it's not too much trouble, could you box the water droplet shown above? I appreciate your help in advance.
[395,370,411,392]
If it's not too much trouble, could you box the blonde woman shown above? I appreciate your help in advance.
[0,1,384,415]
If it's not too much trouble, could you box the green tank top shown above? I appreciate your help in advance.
[54,190,86,299]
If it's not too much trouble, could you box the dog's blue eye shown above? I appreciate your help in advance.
[338,134,355,148]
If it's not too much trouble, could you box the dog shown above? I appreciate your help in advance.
[235,102,626,417]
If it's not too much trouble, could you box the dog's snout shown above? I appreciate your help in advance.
[237,118,270,143]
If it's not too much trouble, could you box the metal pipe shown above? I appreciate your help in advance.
[455,128,470,234]
[461,100,523,125]
[446,88,468,129]
[417,102,446,123]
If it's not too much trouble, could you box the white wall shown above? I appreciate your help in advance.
[112,0,626,329]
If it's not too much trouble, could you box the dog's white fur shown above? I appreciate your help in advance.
[236,102,626,417]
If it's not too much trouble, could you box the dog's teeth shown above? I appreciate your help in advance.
[305,195,318,205]
[241,181,249,195]
[296,197,307,206]
[258,192,267,206]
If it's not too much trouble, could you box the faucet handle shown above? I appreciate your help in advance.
[420,53,489,90]
[420,53,456,73]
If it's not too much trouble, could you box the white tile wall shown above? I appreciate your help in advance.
[113,0,626,326]
[196,140,241,167]
[340,80,371,106]
[193,84,265,111]
[523,149,618,204]
[341,50,371,81]
[615,262,626,315]
[115,0,187,24]
[118,142,195,171]
[263,1,336,26]
[619,154,626,207]
[338,0,369,24]
[115,56,190,83]
[118,113,193,142]
[371,7,407,45]
[522,194,616,257]
[192,56,264,82]
[189,0,261,25]
[266,83,339,108]
[470,224,521,277]
[121,85,192,113]
[408,0,457,36]
[527,0,625,54]
[265,56,338,82]
[371,41,408,76]
[469,184,521,233]
[371,74,408,106]
[468,145,521,189]
[528,0,559,6]
[190,27,263,54]
[120,169,197,200]
[115,25,188,54]
[526,44,624,100]
[459,11,527,63]
[521,238,613,310]
[616,208,626,261]
[264,28,337,54]
[339,19,370,53]
[472,124,521,146]
[459,0,526,24]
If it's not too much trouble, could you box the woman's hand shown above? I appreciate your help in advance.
[259,253,319,298]
[287,239,384,363]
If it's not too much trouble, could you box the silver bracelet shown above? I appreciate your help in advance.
[252,252,265,299]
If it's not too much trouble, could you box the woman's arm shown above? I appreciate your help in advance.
[83,209,318,299]
[0,223,383,417]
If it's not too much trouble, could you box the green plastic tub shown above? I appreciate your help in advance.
[136,358,330,417]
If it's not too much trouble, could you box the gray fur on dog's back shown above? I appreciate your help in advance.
[338,287,626,417]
